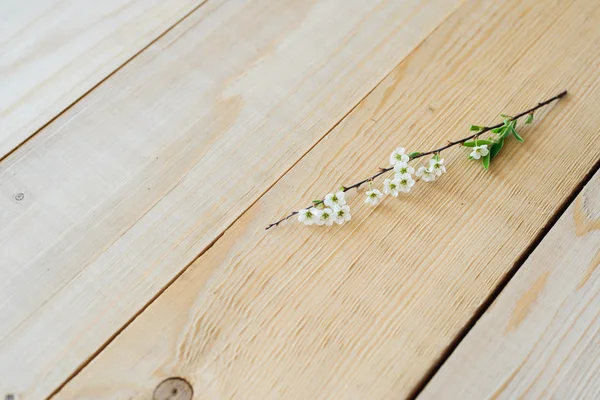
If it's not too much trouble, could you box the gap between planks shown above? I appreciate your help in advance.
[408,157,600,400]
[0,0,211,165]
[46,4,467,397]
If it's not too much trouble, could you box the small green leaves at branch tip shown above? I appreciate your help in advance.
[482,153,490,169]
[512,128,524,142]
[489,138,504,160]
[525,112,534,124]
[470,125,483,132]
[408,151,421,158]
[467,114,527,169]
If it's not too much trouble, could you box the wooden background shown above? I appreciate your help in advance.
[0,0,598,398]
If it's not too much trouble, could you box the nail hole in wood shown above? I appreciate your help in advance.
[153,377,192,400]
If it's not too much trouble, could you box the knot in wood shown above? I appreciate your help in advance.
[153,377,193,400]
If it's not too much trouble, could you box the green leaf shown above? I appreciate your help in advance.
[463,139,493,147]
[491,126,504,133]
[500,123,512,138]
[490,138,504,159]
[339,185,346,191]
[312,199,322,205]
[511,127,524,142]
[470,125,483,131]
[525,113,534,124]
[408,151,421,158]
[482,153,490,169]
[432,153,440,161]
[500,114,512,119]
[467,155,474,160]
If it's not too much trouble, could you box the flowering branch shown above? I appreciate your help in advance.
[266,90,567,230]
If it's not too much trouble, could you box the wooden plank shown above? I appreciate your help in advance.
[0,0,461,398]
[420,169,600,399]
[54,0,600,398]
[0,0,205,159]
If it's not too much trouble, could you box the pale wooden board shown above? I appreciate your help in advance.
[0,0,205,159]
[420,169,600,399]
[55,0,600,398]
[0,0,461,398]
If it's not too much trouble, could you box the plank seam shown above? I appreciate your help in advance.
[408,156,600,400]
[0,0,212,165]
[48,2,467,396]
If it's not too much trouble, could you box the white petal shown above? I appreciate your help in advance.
[393,162,406,173]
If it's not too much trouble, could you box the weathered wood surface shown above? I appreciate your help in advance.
[420,169,600,399]
[55,0,600,398]
[0,0,205,159]
[0,0,460,398]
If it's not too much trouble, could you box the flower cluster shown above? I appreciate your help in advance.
[369,147,445,204]
[299,146,449,226]
[298,191,351,226]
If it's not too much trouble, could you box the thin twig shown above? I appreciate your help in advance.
[266,90,567,230]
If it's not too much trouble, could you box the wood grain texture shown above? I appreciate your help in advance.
[55,0,600,398]
[0,0,205,159]
[0,0,460,398]
[420,169,600,399]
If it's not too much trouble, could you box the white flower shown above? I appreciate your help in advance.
[298,207,320,225]
[470,145,489,160]
[324,191,346,208]
[317,207,335,226]
[416,166,436,182]
[383,178,400,197]
[365,189,383,206]
[389,147,409,165]
[333,205,351,225]
[429,158,446,176]
[397,176,415,192]
[393,161,415,179]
